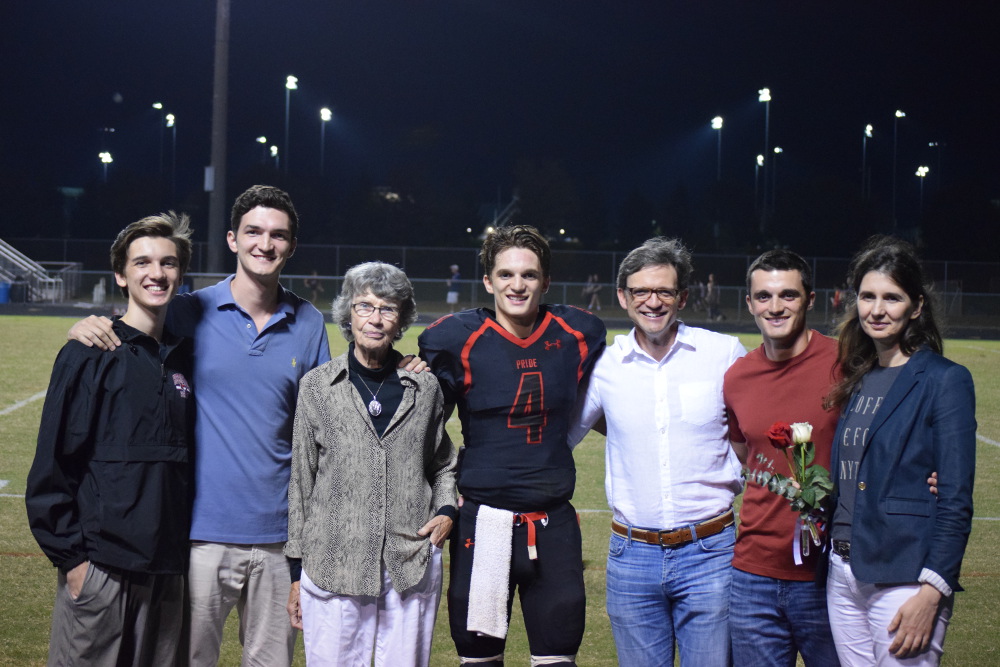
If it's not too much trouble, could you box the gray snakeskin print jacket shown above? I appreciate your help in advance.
[285,352,457,596]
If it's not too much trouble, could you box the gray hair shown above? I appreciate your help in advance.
[332,262,417,342]
[616,237,693,291]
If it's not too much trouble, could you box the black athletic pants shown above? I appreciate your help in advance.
[448,499,585,664]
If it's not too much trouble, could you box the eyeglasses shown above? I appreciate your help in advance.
[626,287,680,302]
[352,302,400,321]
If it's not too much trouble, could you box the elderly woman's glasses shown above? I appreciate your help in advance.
[626,287,680,302]
[352,302,400,321]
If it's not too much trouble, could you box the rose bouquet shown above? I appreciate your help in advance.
[745,421,834,562]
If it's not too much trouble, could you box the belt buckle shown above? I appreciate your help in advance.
[656,527,689,548]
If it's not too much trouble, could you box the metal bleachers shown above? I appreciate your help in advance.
[0,237,79,303]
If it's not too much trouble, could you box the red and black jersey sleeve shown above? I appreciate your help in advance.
[419,305,606,511]
[418,310,480,408]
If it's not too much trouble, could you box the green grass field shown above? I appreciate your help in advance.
[1,315,998,665]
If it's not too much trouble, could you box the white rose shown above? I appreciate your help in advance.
[791,422,813,445]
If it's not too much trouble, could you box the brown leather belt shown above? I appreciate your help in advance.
[611,510,735,548]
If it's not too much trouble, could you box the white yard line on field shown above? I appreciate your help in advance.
[0,390,46,416]
[951,344,1000,355]
[978,433,1000,448]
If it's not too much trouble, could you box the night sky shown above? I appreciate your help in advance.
[2,2,998,255]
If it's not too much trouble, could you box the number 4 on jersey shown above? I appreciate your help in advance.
[508,371,546,444]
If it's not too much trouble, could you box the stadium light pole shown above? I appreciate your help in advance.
[206,0,230,274]
[99,151,113,183]
[892,109,906,228]
[284,75,298,173]
[754,154,764,214]
[256,135,268,163]
[320,107,332,175]
[771,146,783,215]
[153,102,165,173]
[928,141,945,190]
[711,116,723,181]
[862,124,873,198]
[758,87,771,234]
[916,165,929,218]
[166,114,177,202]
[271,144,279,170]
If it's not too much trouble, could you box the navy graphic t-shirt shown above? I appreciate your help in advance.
[831,363,904,543]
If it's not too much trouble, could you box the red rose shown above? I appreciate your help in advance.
[767,422,794,449]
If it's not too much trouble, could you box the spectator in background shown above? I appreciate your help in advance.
[706,272,723,321]
[582,273,603,311]
[305,269,325,305]
[446,263,461,313]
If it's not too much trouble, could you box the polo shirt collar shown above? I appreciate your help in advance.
[213,274,296,319]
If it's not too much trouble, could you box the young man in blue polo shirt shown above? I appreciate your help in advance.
[70,185,329,666]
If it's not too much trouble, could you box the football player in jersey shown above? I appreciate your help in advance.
[419,225,606,667]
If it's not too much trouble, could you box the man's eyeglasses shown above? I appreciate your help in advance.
[625,287,680,302]
[352,302,400,320]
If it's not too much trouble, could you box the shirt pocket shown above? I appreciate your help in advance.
[678,381,719,426]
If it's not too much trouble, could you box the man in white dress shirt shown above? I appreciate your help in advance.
[570,237,746,666]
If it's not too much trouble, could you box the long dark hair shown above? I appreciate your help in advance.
[825,235,942,409]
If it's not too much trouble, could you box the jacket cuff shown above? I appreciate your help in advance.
[435,505,457,521]
[918,568,953,597]
[287,558,302,583]
[58,554,88,575]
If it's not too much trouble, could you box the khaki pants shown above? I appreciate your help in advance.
[48,562,184,667]
[186,542,296,667]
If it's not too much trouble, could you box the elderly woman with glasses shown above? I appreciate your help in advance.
[284,262,457,667]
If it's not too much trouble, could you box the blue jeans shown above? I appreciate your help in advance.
[606,523,734,667]
[730,567,840,667]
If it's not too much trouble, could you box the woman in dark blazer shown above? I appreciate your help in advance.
[824,236,976,666]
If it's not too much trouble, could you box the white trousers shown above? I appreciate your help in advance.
[300,546,443,667]
[187,541,297,667]
[827,553,952,666]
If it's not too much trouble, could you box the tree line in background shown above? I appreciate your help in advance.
[1,155,996,261]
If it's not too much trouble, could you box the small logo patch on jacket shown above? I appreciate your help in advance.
[172,373,192,398]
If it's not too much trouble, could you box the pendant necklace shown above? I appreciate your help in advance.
[359,374,387,417]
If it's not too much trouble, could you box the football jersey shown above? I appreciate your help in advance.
[419,304,606,511]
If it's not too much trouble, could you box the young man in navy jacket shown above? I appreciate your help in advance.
[27,211,195,666]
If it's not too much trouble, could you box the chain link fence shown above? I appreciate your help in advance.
[5,238,1000,335]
